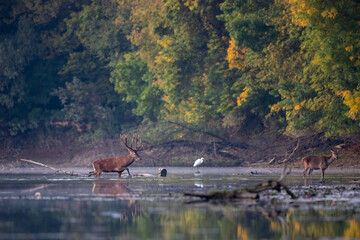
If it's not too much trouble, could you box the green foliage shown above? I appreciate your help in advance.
[220,0,360,136]
[110,52,162,120]
[58,0,129,80]
[220,0,276,52]
[1,0,359,140]
[0,16,39,108]
[51,77,131,138]
[275,0,360,136]
[126,0,238,124]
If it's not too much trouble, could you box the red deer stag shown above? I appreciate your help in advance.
[88,134,143,178]
[301,149,339,181]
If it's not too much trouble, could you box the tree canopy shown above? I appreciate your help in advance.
[1,0,359,139]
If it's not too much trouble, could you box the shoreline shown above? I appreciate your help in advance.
[1,166,360,175]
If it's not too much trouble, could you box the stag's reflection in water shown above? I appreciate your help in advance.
[303,177,324,187]
[92,182,140,221]
[92,182,131,196]
[303,178,312,186]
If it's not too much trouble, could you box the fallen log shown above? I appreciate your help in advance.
[247,180,297,199]
[19,159,80,176]
[184,189,259,203]
[184,179,297,203]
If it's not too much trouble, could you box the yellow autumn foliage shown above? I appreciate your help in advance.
[311,53,321,66]
[345,45,354,52]
[157,38,175,49]
[184,0,199,11]
[237,87,251,106]
[338,90,360,120]
[286,0,312,27]
[270,104,281,113]
[182,97,203,123]
[321,8,338,19]
[226,38,247,70]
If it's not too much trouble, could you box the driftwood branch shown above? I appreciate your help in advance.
[19,159,80,176]
[184,190,259,203]
[247,180,297,199]
[267,157,276,165]
[184,179,297,203]
[278,139,301,180]
[279,139,300,164]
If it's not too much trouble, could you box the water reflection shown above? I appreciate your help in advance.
[92,182,140,222]
[285,208,360,239]
[21,184,50,193]
[303,178,325,186]
[0,169,360,240]
[92,182,131,196]
[1,197,359,240]
[257,206,288,240]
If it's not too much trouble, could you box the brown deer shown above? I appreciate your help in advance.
[88,134,143,178]
[301,149,339,181]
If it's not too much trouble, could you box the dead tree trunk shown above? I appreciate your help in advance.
[19,159,80,176]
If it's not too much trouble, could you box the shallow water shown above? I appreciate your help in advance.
[0,167,360,239]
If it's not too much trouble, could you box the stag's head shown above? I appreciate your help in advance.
[331,144,345,160]
[330,149,338,159]
[120,134,143,161]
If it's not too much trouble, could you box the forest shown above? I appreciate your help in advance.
[0,0,359,166]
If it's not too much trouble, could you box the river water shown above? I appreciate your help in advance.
[0,167,359,239]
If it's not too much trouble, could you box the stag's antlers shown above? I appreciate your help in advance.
[120,134,143,151]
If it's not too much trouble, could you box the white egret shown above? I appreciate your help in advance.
[193,157,204,173]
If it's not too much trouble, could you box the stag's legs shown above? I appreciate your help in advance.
[117,170,124,178]
[89,170,102,177]
[89,164,102,178]
[303,168,309,178]
[88,170,102,178]
[89,164,96,177]
[321,168,325,181]
[95,170,102,178]
[126,168,133,178]
[308,169,313,177]
[117,168,132,178]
